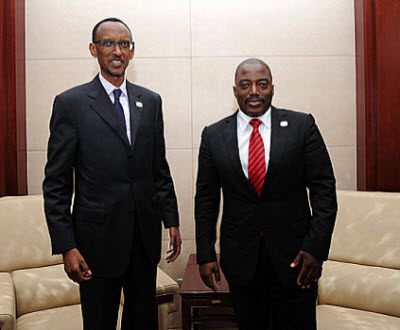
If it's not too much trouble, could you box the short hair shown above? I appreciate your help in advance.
[92,18,132,42]
[234,58,273,82]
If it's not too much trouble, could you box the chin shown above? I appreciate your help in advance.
[244,107,267,117]
[107,69,125,77]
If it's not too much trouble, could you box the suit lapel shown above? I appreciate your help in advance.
[88,76,130,148]
[126,81,143,150]
[223,112,259,199]
[260,106,288,196]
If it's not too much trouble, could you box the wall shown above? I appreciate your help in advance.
[26,0,356,324]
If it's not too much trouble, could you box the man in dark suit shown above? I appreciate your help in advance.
[195,58,337,329]
[43,18,181,330]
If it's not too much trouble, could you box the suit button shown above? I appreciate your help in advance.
[130,180,135,184]
[127,152,133,159]
[129,208,135,215]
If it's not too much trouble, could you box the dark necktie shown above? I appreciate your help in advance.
[113,89,126,130]
[248,119,266,196]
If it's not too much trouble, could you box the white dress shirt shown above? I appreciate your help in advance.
[237,107,271,178]
[99,72,132,144]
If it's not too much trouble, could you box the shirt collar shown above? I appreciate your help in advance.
[99,72,128,98]
[237,106,272,133]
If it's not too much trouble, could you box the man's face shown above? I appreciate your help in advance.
[233,63,274,117]
[89,21,134,84]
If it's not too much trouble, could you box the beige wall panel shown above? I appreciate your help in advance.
[192,57,356,148]
[26,0,190,59]
[127,59,192,149]
[159,238,195,281]
[267,56,356,147]
[191,58,239,148]
[191,0,354,57]
[27,151,47,195]
[164,149,194,241]
[26,59,98,151]
[327,146,356,190]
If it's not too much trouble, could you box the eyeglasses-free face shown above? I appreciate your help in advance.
[89,21,134,86]
[233,62,274,117]
[94,39,135,51]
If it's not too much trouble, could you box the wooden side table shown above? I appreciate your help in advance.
[180,254,237,329]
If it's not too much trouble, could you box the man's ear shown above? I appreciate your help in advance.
[233,86,237,98]
[89,43,97,58]
[271,85,274,97]
[129,48,135,60]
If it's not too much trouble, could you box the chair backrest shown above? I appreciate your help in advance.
[0,195,62,272]
[318,190,400,317]
[328,190,400,269]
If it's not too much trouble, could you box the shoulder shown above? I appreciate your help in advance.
[272,106,317,131]
[206,112,237,132]
[56,81,93,101]
[273,106,311,121]
[128,82,160,100]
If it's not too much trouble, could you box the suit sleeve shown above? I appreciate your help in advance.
[301,114,338,260]
[195,127,221,265]
[153,95,179,228]
[43,95,78,254]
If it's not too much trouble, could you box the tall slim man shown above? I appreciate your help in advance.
[195,58,337,329]
[43,18,181,330]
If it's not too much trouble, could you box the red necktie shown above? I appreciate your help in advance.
[248,119,266,196]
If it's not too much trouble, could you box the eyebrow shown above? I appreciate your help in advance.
[239,78,270,83]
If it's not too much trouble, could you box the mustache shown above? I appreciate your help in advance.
[245,97,266,104]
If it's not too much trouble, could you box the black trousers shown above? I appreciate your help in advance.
[228,240,318,330]
[79,225,157,330]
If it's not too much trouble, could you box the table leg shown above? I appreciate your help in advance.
[193,307,199,330]
[182,300,192,330]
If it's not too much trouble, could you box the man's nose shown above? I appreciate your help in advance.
[113,43,123,56]
[250,83,259,96]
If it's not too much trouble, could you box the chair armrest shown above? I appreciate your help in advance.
[156,267,179,313]
[0,272,15,330]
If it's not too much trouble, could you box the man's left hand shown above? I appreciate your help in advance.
[166,227,182,263]
[290,250,322,289]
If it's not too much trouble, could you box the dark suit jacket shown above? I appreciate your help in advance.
[43,75,179,278]
[195,106,337,287]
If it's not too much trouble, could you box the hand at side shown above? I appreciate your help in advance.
[166,227,182,263]
[62,248,92,283]
[290,250,322,289]
[199,261,221,292]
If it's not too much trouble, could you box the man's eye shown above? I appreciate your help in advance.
[120,41,129,48]
[240,83,249,88]
[102,40,113,47]
[259,82,268,88]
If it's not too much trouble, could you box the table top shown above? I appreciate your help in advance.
[180,254,230,295]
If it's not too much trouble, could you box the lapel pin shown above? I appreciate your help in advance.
[280,121,288,127]
[136,101,143,108]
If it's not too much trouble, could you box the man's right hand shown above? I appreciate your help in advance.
[62,248,92,283]
[199,261,221,292]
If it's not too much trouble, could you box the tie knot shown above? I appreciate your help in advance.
[113,89,122,101]
[250,119,262,129]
